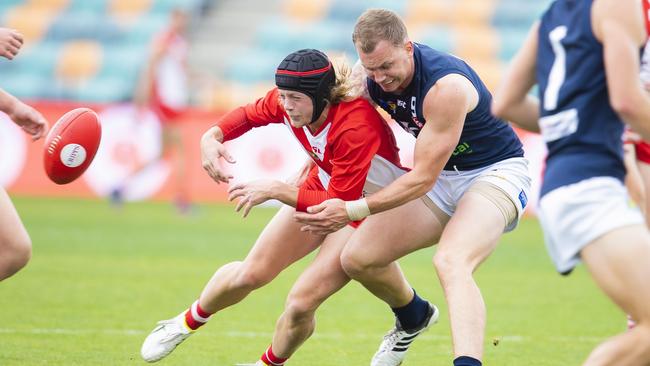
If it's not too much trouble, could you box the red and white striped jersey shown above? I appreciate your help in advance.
[216,88,406,211]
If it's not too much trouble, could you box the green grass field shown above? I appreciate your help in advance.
[0,197,626,365]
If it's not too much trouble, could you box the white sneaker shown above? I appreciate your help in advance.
[141,312,194,362]
[370,303,439,366]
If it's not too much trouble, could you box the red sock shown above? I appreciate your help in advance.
[260,345,288,366]
[184,300,213,330]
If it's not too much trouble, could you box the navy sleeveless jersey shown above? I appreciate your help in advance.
[537,0,627,197]
[367,43,523,171]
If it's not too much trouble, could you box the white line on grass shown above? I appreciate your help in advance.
[0,328,605,344]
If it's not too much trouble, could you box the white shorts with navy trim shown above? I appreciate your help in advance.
[537,177,644,274]
[428,157,532,232]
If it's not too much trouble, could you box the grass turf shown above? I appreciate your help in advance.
[0,197,624,365]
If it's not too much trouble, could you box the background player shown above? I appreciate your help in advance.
[113,9,192,212]
[492,0,650,364]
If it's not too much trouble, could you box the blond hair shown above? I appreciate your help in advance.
[328,56,354,104]
[352,9,409,53]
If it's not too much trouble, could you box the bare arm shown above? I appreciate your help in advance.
[492,22,541,132]
[365,74,473,213]
[592,0,650,139]
[0,28,23,60]
[0,88,48,140]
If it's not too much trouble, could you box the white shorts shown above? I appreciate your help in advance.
[537,177,644,274]
[427,157,532,232]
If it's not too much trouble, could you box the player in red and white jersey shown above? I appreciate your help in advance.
[117,9,192,212]
[140,49,438,365]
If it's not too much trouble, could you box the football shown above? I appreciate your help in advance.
[44,108,102,184]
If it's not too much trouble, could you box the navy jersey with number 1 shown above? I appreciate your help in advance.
[537,0,635,197]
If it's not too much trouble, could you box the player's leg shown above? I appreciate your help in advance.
[141,205,325,362]
[341,198,446,307]
[341,198,446,365]
[161,124,190,212]
[432,184,513,363]
[580,225,650,366]
[637,160,650,226]
[0,188,31,281]
[248,225,354,365]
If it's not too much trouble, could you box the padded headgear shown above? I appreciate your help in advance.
[275,49,336,123]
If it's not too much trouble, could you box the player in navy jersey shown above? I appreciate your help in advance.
[492,0,650,364]
[296,9,531,366]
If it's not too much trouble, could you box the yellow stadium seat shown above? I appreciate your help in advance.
[405,0,452,26]
[56,41,103,82]
[283,0,330,22]
[109,0,153,18]
[4,7,55,43]
[29,0,69,11]
[451,0,496,27]
[452,25,498,60]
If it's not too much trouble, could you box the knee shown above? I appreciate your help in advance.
[0,234,32,280]
[232,262,274,291]
[340,246,375,279]
[284,293,319,323]
[433,249,471,282]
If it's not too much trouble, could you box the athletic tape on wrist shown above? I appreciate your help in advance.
[345,198,370,221]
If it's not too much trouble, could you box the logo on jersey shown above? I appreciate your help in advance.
[451,141,473,156]
[397,99,407,109]
[303,123,330,161]
[518,190,528,209]
[387,101,397,112]
[410,96,423,128]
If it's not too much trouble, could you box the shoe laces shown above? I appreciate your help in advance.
[379,326,406,352]
[155,319,186,343]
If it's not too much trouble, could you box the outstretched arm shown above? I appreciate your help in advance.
[0,89,48,140]
[492,22,540,132]
[593,0,650,139]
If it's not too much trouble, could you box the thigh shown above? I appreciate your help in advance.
[581,224,650,319]
[242,205,326,275]
[345,198,446,266]
[287,226,355,303]
[0,188,29,249]
[437,189,507,268]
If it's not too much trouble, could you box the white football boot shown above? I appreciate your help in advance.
[141,312,194,362]
[370,303,439,366]
[235,361,267,366]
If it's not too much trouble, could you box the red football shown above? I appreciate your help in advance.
[43,108,102,184]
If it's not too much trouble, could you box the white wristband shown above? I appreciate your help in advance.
[345,198,370,221]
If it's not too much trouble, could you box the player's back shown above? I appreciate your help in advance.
[537,0,626,196]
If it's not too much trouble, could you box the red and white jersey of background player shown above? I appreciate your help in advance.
[152,29,189,114]
[216,87,408,212]
[635,1,650,163]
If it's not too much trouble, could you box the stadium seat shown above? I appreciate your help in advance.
[282,0,330,22]
[4,5,59,43]
[405,0,452,26]
[452,26,498,60]
[56,40,103,83]
[109,0,153,18]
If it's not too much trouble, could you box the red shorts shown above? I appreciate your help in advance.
[300,169,363,228]
[635,141,650,164]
